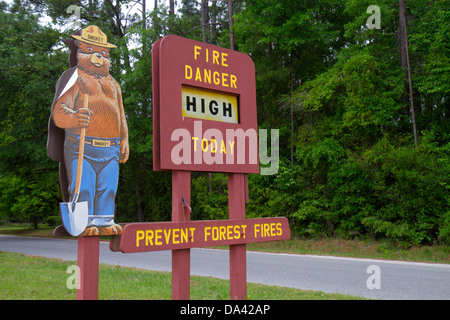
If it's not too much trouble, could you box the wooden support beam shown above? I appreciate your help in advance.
[77,236,99,300]
[171,170,191,300]
[228,173,247,300]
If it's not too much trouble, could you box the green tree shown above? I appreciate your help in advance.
[282,0,449,244]
[0,0,65,226]
[1,0,448,245]
[408,0,450,138]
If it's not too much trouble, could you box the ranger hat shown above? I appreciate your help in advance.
[71,25,116,49]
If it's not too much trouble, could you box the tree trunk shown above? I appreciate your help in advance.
[290,73,294,165]
[142,0,147,53]
[136,185,144,222]
[88,0,94,18]
[153,0,159,35]
[32,215,38,229]
[142,0,146,30]
[398,0,418,147]
[169,0,174,16]
[227,0,235,50]
[211,0,217,43]
[202,0,209,43]
[168,0,175,32]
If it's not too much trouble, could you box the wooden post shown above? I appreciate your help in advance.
[228,173,247,300]
[77,236,100,300]
[171,170,191,300]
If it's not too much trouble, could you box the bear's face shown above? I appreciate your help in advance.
[76,41,111,78]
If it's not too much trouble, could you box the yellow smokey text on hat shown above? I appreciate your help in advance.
[71,25,116,49]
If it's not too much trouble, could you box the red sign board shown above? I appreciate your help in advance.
[147,36,288,300]
[111,217,290,253]
[152,35,259,174]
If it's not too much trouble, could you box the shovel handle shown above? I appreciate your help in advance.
[74,95,88,197]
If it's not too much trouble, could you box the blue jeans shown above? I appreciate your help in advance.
[64,131,120,227]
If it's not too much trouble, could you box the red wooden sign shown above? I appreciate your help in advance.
[111,217,290,253]
[152,35,259,174]
[148,35,289,300]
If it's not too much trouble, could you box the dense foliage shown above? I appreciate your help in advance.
[0,0,448,245]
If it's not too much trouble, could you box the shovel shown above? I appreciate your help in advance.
[60,95,89,236]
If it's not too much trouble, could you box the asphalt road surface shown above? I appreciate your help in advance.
[1,235,449,300]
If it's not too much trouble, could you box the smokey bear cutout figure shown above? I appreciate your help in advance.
[48,25,129,237]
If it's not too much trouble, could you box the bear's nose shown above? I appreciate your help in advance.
[96,53,102,58]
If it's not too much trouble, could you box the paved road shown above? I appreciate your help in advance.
[1,235,449,300]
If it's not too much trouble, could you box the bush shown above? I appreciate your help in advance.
[361,132,450,245]
[46,215,61,227]
[284,131,449,245]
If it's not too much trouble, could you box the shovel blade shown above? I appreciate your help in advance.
[60,201,89,236]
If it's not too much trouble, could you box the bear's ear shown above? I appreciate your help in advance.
[62,39,79,68]
[70,29,82,47]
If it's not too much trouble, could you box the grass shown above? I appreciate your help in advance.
[0,223,56,237]
[0,251,363,300]
[245,238,450,264]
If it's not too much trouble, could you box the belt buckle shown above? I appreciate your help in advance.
[92,139,111,147]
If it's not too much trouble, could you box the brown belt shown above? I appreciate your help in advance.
[66,135,116,147]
